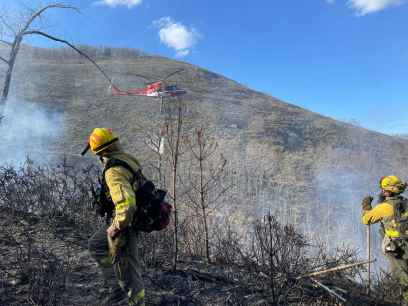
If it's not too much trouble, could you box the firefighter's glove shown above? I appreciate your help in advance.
[107,224,120,239]
[362,196,373,211]
[107,231,126,264]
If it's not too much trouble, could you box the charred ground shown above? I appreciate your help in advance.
[0,161,402,306]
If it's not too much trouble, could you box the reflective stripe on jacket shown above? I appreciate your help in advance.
[104,151,141,231]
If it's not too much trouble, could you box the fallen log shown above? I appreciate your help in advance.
[298,259,376,279]
[311,278,347,303]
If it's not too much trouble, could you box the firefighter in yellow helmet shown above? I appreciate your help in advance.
[83,128,145,306]
[362,175,408,301]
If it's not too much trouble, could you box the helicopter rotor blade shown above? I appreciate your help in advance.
[147,69,185,84]
[163,68,185,81]
[129,73,153,82]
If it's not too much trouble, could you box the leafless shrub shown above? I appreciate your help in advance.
[178,213,206,258]
[138,226,175,268]
[138,216,210,268]
[207,212,372,305]
[212,219,245,265]
[243,214,312,303]
[138,213,217,268]
[0,158,100,237]
[0,159,400,305]
[0,159,102,305]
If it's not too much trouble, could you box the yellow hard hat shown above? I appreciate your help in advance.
[380,175,407,194]
[81,128,119,155]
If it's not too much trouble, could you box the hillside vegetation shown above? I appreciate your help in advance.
[1,45,408,302]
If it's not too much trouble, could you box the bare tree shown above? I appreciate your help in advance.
[183,127,231,262]
[0,4,73,105]
[163,96,187,270]
[0,3,112,115]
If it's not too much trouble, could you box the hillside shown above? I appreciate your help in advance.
[1,44,408,259]
[5,45,408,155]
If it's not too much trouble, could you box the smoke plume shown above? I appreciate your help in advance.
[0,98,63,166]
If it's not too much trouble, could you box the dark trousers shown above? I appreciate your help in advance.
[88,226,145,306]
[385,239,408,303]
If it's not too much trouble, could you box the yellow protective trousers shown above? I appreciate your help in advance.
[88,226,145,306]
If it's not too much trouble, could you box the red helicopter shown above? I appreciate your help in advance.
[110,69,186,98]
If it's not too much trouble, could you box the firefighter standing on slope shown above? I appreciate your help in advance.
[362,175,408,302]
[83,128,145,306]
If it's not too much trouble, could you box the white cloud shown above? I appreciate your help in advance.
[326,0,335,4]
[153,17,200,58]
[176,49,190,57]
[347,0,403,15]
[94,0,143,8]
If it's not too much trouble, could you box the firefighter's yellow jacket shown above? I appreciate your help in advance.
[362,196,408,238]
[362,202,393,225]
[103,150,141,231]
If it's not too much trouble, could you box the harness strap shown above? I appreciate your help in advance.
[103,158,145,188]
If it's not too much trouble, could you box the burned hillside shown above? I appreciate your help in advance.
[0,44,408,304]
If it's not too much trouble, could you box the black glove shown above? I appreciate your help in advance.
[362,196,373,211]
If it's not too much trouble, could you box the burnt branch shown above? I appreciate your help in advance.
[23,30,112,84]
[0,56,8,64]
[20,3,78,35]
[0,3,82,105]
[0,39,12,46]
[0,15,17,35]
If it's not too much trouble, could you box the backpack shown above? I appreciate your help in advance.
[386,196,408,239]
[100,158,172,233]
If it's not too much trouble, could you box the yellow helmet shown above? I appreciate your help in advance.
[81,128,119,155]
[380,175,407,194]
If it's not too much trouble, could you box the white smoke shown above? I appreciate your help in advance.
[312,151,389,275]
[0,98,63,166]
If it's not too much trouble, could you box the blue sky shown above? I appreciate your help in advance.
[3,0,408,135]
